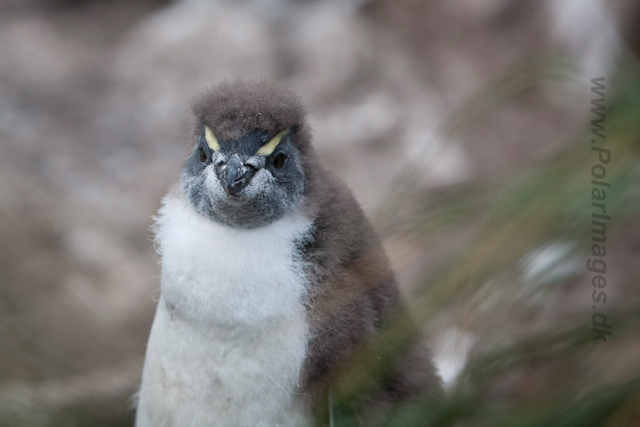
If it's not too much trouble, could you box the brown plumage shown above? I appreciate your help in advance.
[191,80,312,149]
[300,145,442,418]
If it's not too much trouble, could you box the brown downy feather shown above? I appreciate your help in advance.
[191,79,312,148]
[300,151,442,419]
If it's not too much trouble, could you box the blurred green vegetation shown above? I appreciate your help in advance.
[325,56,640,427]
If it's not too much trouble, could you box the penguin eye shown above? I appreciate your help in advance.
[273,153,286,169]
[199,147,207,163]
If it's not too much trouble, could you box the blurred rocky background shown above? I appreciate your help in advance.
[1,0,640,426]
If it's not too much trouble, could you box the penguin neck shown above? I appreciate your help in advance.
[153,191,313,327]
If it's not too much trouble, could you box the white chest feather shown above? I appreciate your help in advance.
[136,194,313,427]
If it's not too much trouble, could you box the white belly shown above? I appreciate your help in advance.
[136,299,309,427]
[136,194,312,427]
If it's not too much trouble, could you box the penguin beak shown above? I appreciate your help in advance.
[221,154,256,196]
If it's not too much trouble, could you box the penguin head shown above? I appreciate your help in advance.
[182,80,311,229]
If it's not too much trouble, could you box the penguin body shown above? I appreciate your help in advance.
[136,80,441,426]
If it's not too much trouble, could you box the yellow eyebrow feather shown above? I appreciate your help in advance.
[204,126,220,151]
[257,130,289,157]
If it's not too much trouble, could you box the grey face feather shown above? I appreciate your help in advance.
[182,128,306,229]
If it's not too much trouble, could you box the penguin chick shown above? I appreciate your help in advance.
[135,80,442,427]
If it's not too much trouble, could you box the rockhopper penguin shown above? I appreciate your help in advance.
[135,80,442,427]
